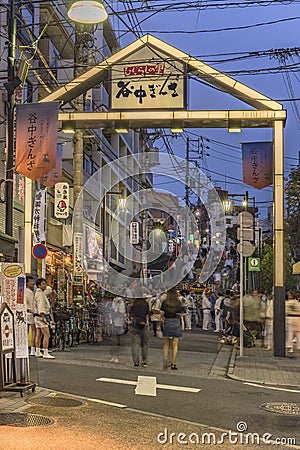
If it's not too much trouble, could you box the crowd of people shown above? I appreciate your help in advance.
[25,268,300,367]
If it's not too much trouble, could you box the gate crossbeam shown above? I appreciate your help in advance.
[59,109,286,130]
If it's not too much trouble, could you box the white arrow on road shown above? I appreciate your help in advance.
[96,376,201,397]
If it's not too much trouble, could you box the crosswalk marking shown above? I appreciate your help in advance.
[96,376,201,396]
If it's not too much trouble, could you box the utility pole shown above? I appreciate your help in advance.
[185,137,190,243]
[73,23,85,230]
[141,135,148,285]
[5,0,16,240]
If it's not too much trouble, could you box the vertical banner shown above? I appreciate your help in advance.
[15,102,59,180]
[39,143,63,187]
[0,263,28,358]
[73,232,83,271]
[242,142,273,189]
[33,189,46,243]
[54,182,69,219]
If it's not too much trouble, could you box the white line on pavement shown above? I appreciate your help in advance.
[97,376,201,396]
[244,382,300,393]
[46,388,127,408]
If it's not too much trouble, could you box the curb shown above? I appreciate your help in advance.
[227,346,236,376]
[226,347,300,390]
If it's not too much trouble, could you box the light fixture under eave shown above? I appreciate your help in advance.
[68,1,108,24]
[228,121,242,133]
[170,121,184,133]
[62,121,75,134]
[115,127,129,134]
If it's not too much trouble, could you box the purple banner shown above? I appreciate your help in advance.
[242,142,273,190]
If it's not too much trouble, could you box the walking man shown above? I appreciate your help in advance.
[34,278,55,359]
[129,292,150,367]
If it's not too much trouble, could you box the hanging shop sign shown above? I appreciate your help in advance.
[54,182,69,219]
[130,222,139,245]
[33,189,46,243]
[0,263,28,358]
[110,47,186,110]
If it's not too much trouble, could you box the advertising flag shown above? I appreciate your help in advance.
[15,102,59,180]
[39,143,63,187]
[242,142,273,190]
[33,189,46,243]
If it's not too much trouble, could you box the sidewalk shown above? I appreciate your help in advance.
[1,341,299,449]
[227,343,300,388]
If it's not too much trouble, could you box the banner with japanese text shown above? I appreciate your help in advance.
[242,142,273,190]
[15,102,59,180]
[111,47,186,110]
[0,263,28,359]
[33,189,46,243]
[39,143,63,187]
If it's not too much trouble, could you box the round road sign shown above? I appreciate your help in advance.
[237,241,254,257]
[32,244,48,260]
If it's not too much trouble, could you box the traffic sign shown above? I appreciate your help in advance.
[237,241,254,257]
[248,257,260,272]
[238,211,254,228]
[32,244,47,260]
[237,228,254,242]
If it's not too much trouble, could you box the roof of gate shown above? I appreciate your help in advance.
[40,34,282,111]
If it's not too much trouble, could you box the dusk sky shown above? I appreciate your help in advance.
[104,0,300,218]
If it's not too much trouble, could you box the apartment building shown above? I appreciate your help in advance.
[0,1,145,300]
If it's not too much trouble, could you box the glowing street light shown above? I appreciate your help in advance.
[68,1,108,24]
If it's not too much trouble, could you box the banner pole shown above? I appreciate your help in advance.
[240,214,244,357]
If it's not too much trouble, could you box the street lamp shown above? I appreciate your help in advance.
[68,1,108,24]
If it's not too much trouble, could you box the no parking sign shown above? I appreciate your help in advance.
[32,243,48,260]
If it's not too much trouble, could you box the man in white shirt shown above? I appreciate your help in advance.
[202,290,212,330]
[34,278,55,359]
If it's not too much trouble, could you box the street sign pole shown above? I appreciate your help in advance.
[239,214,244,357]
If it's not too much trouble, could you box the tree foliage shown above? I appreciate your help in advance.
[286,166,300,261]
[261,244,273,293]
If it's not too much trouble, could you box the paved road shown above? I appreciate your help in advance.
[30,332,300,446]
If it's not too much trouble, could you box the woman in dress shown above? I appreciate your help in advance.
[160,287,183,370]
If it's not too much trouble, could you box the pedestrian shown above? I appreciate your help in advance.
[178,291,189,330]
[129,291,150,367]
[286,291,300,354]
[214,292,224,333]
[112,296,126,346]
[33,278,55,359]
[150,294,162,336]
[265,294,273,350]
[202,289,212,330]
[160,287,183,370]
[25,275,36,356]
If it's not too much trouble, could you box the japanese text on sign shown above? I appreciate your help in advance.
[74,233,83,271]
[111,48,185,110]
[130,222,139,245]
[33,189,46,243]
[55,182,69,219]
